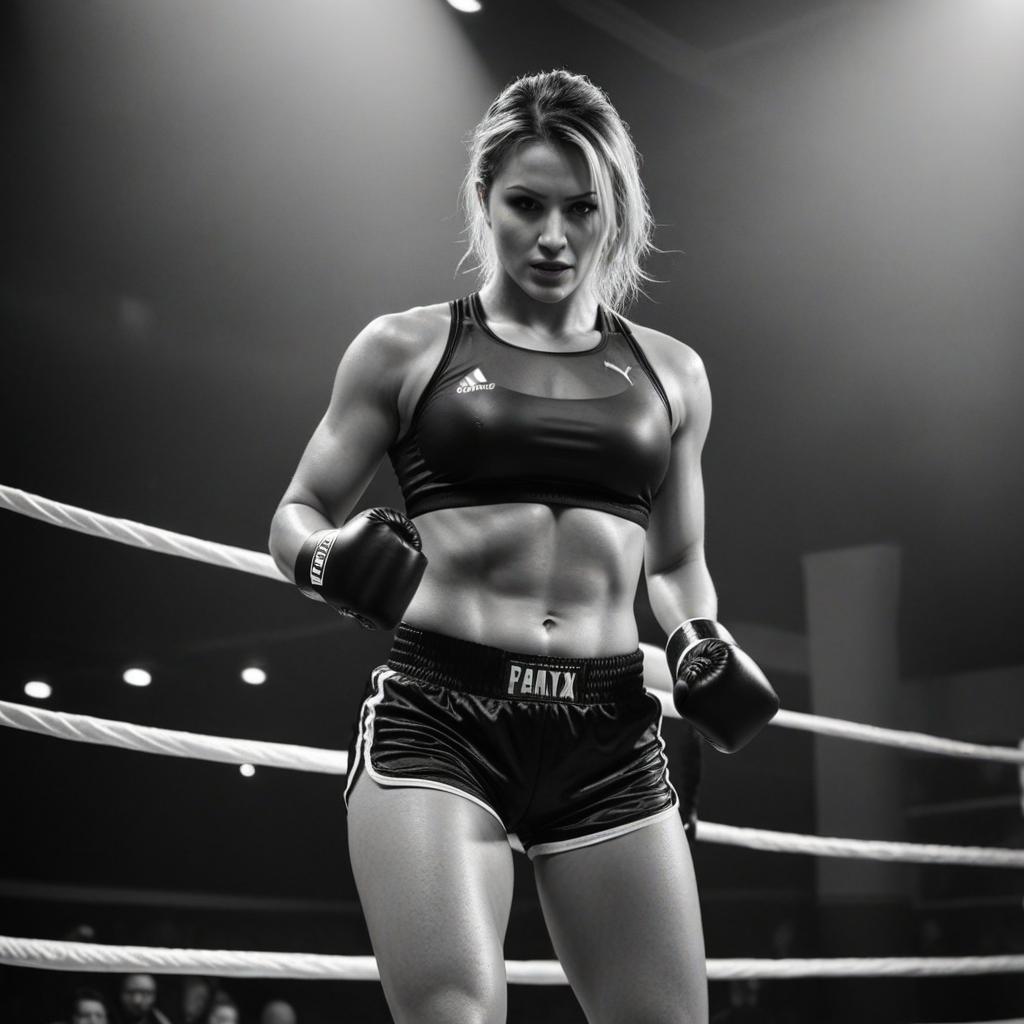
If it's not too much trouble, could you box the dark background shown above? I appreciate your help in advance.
[2,1,1022,1021]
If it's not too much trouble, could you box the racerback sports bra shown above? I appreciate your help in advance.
[388,292,673,528]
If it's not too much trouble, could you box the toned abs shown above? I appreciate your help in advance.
[405,502,646,656]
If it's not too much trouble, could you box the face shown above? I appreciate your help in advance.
[261,1002,298,1024]
[208,1008,239,1024]
[120,974,157,1019]
[480,139,607,304]
[72,1000,108,1024]
[182,978,213,1020]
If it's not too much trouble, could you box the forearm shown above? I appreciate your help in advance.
[652,552,780,754]
[645,552,718,638]
[268,500,335,579]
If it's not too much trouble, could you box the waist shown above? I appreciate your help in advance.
[407,504,644,632]
[387,622,645,704]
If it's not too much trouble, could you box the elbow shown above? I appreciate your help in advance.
[645,544,705,581]
[267,506,294,579]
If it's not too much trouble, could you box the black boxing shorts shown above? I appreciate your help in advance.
[344,622,679,858]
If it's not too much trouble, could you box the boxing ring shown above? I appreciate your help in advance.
[2,484,1022,1011]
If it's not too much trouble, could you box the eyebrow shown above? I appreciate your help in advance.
[504,185,597,200]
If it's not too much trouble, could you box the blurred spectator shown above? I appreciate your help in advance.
[181,977,217,1024]
[69,988,110,1024]
[711,979,776,1023]
[259,1000,297,1024]
[203,993,239,1024]
[116,974,172,1024]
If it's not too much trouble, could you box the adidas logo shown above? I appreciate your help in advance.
[456,368,496,394]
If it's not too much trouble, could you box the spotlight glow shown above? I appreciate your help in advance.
[239,763,256,778]
[123,668,152,687]
[447,0,482,12]
[241,666,266,685]
[24,681,52,700]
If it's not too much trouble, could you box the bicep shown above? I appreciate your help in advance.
[277,320,402,524]
[644,351,712,575]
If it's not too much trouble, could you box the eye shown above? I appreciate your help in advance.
[571,201,598,217]
[510,196,539,212]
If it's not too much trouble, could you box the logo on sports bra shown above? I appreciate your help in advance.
[604,361,634,386]
[456,368,496,394]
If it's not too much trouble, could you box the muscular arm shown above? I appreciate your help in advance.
[268,316,405,578]
[643,345,716,634]
[642,344,713,835]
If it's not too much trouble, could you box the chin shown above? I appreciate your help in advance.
[527,286,570,303]
[516,275,577,303]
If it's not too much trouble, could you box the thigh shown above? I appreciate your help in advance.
[347,772,515,1024]
[533,814,707,1024]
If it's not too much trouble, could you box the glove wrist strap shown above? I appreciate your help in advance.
[294,529,336,601]
[665,618,735,675]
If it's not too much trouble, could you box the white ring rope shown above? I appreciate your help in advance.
[0,484,283,582]
[4,484,1023,768]
[650,692,1024,765]
[756,707,1023,766]
[0,700,347,775]
[3,700,1022,869]
[697,822,1024,868]
[1,936,1022,982]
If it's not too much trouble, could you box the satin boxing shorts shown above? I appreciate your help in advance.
[344,622,679,858]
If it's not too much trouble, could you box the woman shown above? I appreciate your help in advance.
[269,70,776,1024]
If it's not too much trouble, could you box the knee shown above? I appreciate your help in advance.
[421,983,505,1024]
[387,979,506,1024]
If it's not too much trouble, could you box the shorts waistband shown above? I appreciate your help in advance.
[387,623,645,703]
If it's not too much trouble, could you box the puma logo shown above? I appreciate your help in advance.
[604,361,634,386]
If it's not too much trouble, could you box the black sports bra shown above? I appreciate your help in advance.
[388,293,673,528]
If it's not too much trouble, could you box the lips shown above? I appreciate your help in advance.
[532,262,572,271]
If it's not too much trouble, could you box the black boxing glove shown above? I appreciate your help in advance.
[666,619,780,754]
[294,507,427,630]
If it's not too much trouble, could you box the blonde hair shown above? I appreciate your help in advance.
[458,69,656,313]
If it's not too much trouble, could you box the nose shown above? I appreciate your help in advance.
[538,210,567,254]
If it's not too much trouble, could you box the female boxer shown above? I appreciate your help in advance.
[269,69,776,1024]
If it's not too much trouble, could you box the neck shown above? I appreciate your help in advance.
[479,272,600,340]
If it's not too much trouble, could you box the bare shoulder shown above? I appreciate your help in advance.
[620,317,706,386]
[345,300,454,433]
[349,301,452,370]
[618,317,709,433]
